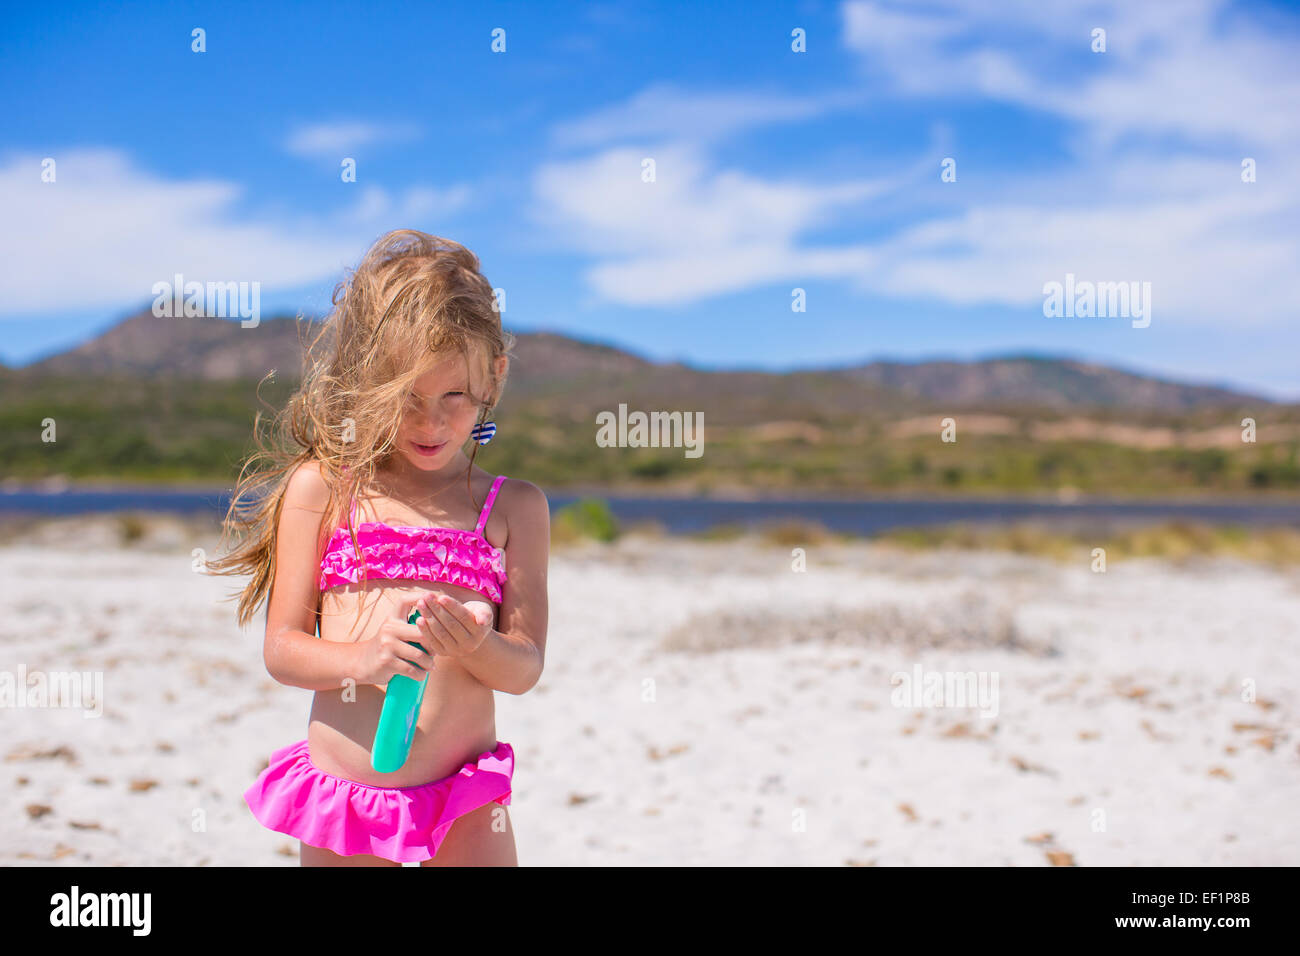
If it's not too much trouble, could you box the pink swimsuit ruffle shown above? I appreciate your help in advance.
[318,524,507,603]
[244,739,513,862]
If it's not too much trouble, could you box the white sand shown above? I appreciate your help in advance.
[2,514,1298,866]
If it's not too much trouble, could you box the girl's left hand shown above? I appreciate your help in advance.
[413,593,494,658]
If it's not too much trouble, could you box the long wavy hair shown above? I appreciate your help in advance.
[206,229,514,630]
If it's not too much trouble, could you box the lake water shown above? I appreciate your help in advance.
[2,485,1298,536]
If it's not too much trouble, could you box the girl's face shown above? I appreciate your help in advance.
[391,350,489,472]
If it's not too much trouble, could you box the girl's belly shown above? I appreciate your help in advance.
[308,580,500,788]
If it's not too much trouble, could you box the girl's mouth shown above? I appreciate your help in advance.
[411,440,447,457]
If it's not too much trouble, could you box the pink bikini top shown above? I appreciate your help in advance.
[318,474,508,604]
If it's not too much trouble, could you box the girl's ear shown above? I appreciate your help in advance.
[490,355,508,404]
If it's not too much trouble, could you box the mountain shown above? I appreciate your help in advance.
[18,308,320,381]
[8,307,1275,412]
[832,354,1265,411]
[16,309,655,387]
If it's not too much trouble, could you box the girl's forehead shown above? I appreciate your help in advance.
[412,349,484,387]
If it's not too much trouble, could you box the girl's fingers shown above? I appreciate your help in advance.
[430,594,472,629]
[414,614,447,656]
[423,602,467,650]
[427,597,473,641]
[401,639,436,671]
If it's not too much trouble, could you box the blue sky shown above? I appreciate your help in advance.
[4,0,1300,398]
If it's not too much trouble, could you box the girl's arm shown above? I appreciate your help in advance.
[263,460,360,691]
[459,479,550,695]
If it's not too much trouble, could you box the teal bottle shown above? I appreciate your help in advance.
[370,609,430,773]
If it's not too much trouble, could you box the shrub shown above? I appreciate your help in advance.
[551,497,619,544]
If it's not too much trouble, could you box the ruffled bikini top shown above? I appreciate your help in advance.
[318,474,508,604]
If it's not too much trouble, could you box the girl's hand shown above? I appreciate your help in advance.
[350,611,437,688]
[412,593,494,659]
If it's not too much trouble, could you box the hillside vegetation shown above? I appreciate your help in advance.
[1,312,1296,496]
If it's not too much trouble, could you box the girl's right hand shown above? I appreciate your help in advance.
[350,609,436,687]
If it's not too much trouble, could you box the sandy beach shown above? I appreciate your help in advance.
[2,513,1298,866]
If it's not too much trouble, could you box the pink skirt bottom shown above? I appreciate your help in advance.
[243,738,513,863]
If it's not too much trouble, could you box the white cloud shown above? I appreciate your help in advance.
[858,191,1300,324]
[341,183,472,225]
[527,0,1300,326]
[284,120,421,158]
[0,149,471,316]
[840,0,1300,149]
[834,0,1300,323]
[548,81,867,150]
[585,243,879,307]
[529,143,891,305]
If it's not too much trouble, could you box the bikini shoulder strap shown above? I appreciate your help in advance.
[475,475,507,535]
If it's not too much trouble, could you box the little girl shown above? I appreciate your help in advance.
[207,229,549,866]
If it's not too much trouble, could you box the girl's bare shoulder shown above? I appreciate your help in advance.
[284,459,333,515]
[494,474,546,504]
[494,476,549,539]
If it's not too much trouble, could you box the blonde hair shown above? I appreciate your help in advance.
[206,229,514,629]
